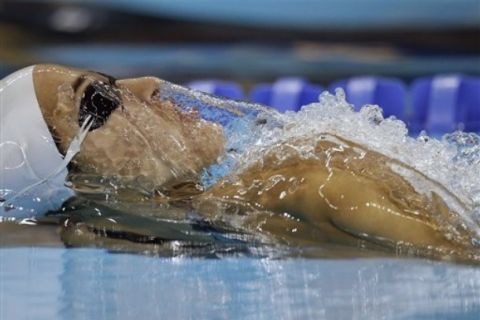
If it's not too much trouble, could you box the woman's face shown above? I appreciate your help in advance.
[33,64,225,188]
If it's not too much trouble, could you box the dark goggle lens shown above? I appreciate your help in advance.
[79,81,121,131]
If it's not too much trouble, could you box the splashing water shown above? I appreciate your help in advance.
[54,82,480,260]
[177,88,480,247]
[160,82,480,226]
[156,80,281,186]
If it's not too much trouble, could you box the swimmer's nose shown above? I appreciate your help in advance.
[116,77,161,102]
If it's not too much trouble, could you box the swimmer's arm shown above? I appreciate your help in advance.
[257,164,454,248]
[200,155,455,250]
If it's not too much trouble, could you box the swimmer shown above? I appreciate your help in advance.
[1,64,478,260]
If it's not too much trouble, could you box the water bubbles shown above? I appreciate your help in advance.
[19,218,37,225]
[194,84,480,247]
[359,104,384,125]
[4,203,15,212]
[443,131,480,165]
[472,238,480,247]
[214,88,480,242]
[416,131,430,143]
[0,189,13,201]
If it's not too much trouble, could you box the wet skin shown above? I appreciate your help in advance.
[197,136,475,254]
[33,64,225,188]
[29,64,477,258]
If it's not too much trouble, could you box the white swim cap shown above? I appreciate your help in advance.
[0,66,73,220]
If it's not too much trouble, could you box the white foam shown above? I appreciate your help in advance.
[219,89,480,240]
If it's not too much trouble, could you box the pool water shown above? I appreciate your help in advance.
[1,76,480,319]
[1,248,479,320]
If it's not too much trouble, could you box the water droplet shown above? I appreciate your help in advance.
[4,203,15,212]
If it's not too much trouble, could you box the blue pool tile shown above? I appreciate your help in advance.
[329,77,407,120]
[250,77,324,112]
[187,80,244,100]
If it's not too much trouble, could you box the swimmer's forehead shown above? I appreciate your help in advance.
[34,64,116,89]
[32,64,121,122]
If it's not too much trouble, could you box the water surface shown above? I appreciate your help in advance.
[1,248,479,320]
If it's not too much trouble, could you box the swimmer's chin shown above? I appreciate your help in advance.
[72,119,225,192]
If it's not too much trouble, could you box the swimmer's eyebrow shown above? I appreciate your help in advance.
[92,71,117,85]
[72,72,117,94]
[71,75,86,93]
